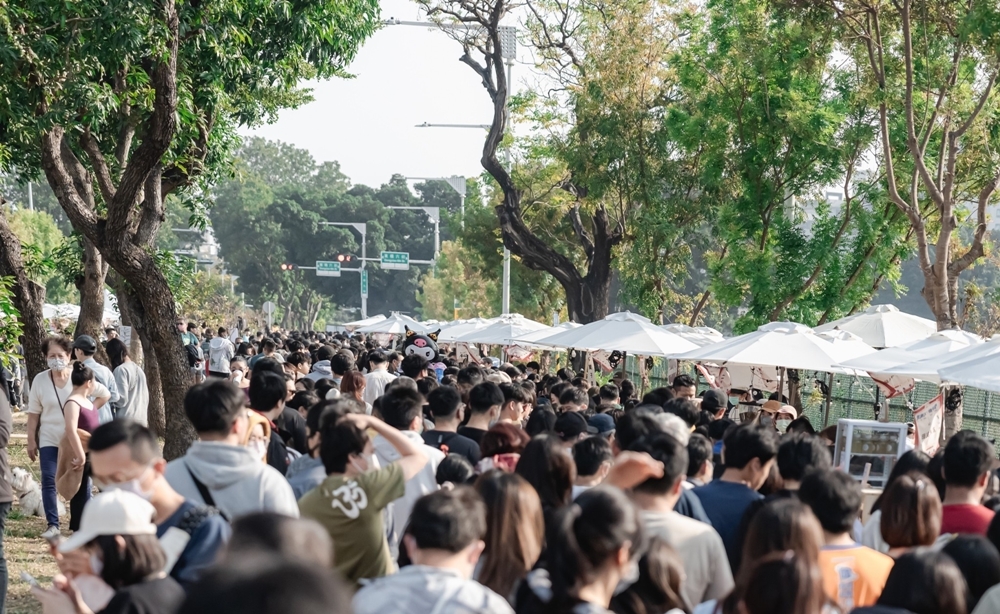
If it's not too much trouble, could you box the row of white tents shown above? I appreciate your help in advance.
[339,305,1000,396]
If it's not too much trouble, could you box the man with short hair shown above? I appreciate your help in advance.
[178,320,199,347]
[364,350,396,406]
[776,432,831,493]
[249,338,277,369]
[663,397,700,430]
[941,431,997,534]
[672,374,697,400]
[457,382,503,445]
[286,399,360,499]
[73,334,120,417]
[700,389,728,420]
[685,433,714,489]
[249,371,292,475]
[89,419,231,587]
[456,366,484,403]
[422,387,481,465]
[629,431,734,608]
[329,353,354,388]
[352,488,513,614]
[554,412,596,449]
[400,354,429,380]
[598,383,621,409]
[558,386,589,413]
[692,423,778,565]
[498,382,531,424]
[165,379,299,519]
[799,469,894,610]
[374,388,445,541]
[572,436,613,499]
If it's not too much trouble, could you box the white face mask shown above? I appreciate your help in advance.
[89,552,103,577]
[776,419,792,433]
[48,358,68,371]
[247,439,268,461]
[613,557,641,595]
[351,452,378,474]
[98,467,153,500]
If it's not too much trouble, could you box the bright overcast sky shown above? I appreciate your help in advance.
[247,0,502,189]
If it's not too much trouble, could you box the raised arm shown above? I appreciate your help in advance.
[344,414,427,481]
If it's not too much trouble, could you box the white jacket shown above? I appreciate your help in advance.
[354,565,513,614]
[372,431,444,546]
[208,337,235,374]
[165,441,299,519]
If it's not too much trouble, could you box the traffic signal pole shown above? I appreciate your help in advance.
[320,222,368,318]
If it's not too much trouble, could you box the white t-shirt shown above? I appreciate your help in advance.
[641,509,734,608]
[28,370,109,448]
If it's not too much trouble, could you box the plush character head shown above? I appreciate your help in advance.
[402,326,441,363]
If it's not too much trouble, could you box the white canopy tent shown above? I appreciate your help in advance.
[814,304,937,348]
[838,329,982,374]
[511,322,582,349]
[869,337,1000,384]
[453,314,550,345]
[661,324,725,347]
[939,343,1000,393]
[340,314,387,332]
[355,312,429,335]
[533,312,700,357]
[437,318,497,343]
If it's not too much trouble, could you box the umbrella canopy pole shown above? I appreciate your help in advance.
[823,373,834,428]
[778,367,786,403]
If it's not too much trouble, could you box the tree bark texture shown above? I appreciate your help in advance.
[0,206,48,380]
[111,274,166,436]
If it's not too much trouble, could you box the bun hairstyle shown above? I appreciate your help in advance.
[71,361,95,387]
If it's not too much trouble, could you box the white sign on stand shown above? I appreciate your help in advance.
[913,393,945,455]
[119,326,132,346]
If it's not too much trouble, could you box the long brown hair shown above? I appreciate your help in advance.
[880,472,942,549]
[741,498,823,571]
[338,370,366,402]
[733,551,826,614]
[474,470,545,600]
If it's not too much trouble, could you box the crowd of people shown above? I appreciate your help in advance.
[6,326,1000,614]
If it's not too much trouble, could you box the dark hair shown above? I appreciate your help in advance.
[248,371,287,412]
[725,551,825,614]
[319,415,368,474]
[610,537,687,614]
[252,357,284,377]
[500,382,530,405]
[776,433,831,482]
[469,382,504,414]
[92,533,166,589]
[88,419,161,464]
[185,379,247,435]
[546,488,643,611]
[315,345,335,362]
[226,513,333,568]
[741,498,823,571]
[105,338,129,370]
[687,433,713,478]
[481,423,530,457]
[400,354,429,379]
[722,423,779,470]
[619,379,636,403]
[180,557,352,614]
[672,374,696,390]
[43,335,73,356]
[558,387,589,409]
[525,408,557,437]
[785,416,815,435]
[573,436,614,478]
[305,399,357,437]
[417,376,439,399]
[708,418,735,441]
[475,471,545,599]
[627,432,689,496]
[872,449,932,511]
[379,387,424,430]
[261,339,276,353]
[70,361,94,387]
[405,487,486,553]
[661,398,699,428]
[943,431,995,487]
[798,469,861,535]
[615,407,667,450]
[457,366,485,387]
[329,353,354,376]
[599,383,619,403]
[515,434,576,512]
[284,352,308,368]
[428,386,463,420]
[369,350,387,365]
[942,535,1000,611]
[876,550,967,614]
[295,377,316,392]
[436,454,476,486]
[880,472,942,549]
[286,391,320,415]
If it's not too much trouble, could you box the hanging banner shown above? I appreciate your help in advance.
[871,373,917,399]
[913,393,945,455]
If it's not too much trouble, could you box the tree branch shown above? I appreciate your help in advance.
[79,128,117,204]
[568,204,595,260]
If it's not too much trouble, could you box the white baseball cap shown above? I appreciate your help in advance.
[58,490,157,553]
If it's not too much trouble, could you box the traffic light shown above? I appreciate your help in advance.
[336,254,354,263]
[280,263,298,271]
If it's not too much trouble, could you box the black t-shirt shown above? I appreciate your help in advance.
[100,577,185,614]
[456,426,488,446]
[422,430,481,465]
[276,406,309,454]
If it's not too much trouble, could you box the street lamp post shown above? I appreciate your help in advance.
[387,205,440,258]
[321,222,368,318]
[406,175,467,228]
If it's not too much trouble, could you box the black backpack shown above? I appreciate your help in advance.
[185,343,204,367]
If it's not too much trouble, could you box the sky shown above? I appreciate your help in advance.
[247,0,504,189]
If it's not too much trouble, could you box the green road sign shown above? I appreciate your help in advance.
[316,260,341,277]
[361,269,369,298]
[380,251,410,271]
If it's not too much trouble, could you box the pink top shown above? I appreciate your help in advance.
[68,399,100,434]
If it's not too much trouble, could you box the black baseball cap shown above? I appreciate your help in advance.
[701,389,728,413]
[588,413,616,437]
[555,411,597,441]
[72,335,98,354]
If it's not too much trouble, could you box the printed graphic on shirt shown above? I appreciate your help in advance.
[329,480,368,519]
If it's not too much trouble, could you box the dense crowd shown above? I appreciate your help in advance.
[8,325,1000,614]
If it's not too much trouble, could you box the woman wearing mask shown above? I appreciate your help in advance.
[32,490,185,614]
[57,363,104,532]
[515,487,645,614]
[28,336,109,540]
[242,411,271,463]
[229,358,250,390]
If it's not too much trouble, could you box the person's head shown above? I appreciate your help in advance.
[573,436,614,481]
[700,389,728,419]
[515,434,577,511]
[480,423,530,457]
[525,407,557,437]
[56,490,164,589]
[294,377,316,393]
[43,335,73,370]
[721,423,779,489]
[469,382,504,421]
[641,387,674,407]
[404,487,487,578]
[880,472,942,550]
[875,550,967,614]
[943,431,995,493]
[329,352,354,377]
[248,370,287,417]
[727,551,826,614]
[72,334,98,360]
[105,338,129,370]
[798,468,861,537]
[741,498,823,572]
[627,432,688,504]
[671,374,696,399]
[436,454,476,486]
[686,433,714,482]
[609,536,687,614]
[499,382,532,422]
[776,433,831,487]
[319,413,373,475]
[558,386,589,413]
[180,557,352,614]
[304,398,359,457]
[379,387,425,432]
[548,487,644,608]
[338,370,366,402]
[474,470,545,597]
[662,398,699,429]
[88,419,164,502]
[942,535,1000,611]
[400,354,430,379]
[284,351,310,375]
[260,338,276,355]
[428,385,464,425]
[554,411,597,446]
[369,350,388,368]
[286,390,320,421]
[70,361,95,395]
[225,513,333,568]
[184,379,249,442]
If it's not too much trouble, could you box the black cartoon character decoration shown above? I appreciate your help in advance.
[402,326,441,363]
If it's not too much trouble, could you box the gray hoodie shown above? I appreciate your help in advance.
[165,441,299,520]
[208,337,235,374]
[304,360,333,381]
[353,565,513,614]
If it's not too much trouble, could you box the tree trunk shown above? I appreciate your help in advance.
[76,238,111,365]
[0,207,48,380]
[565,273,612,324]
